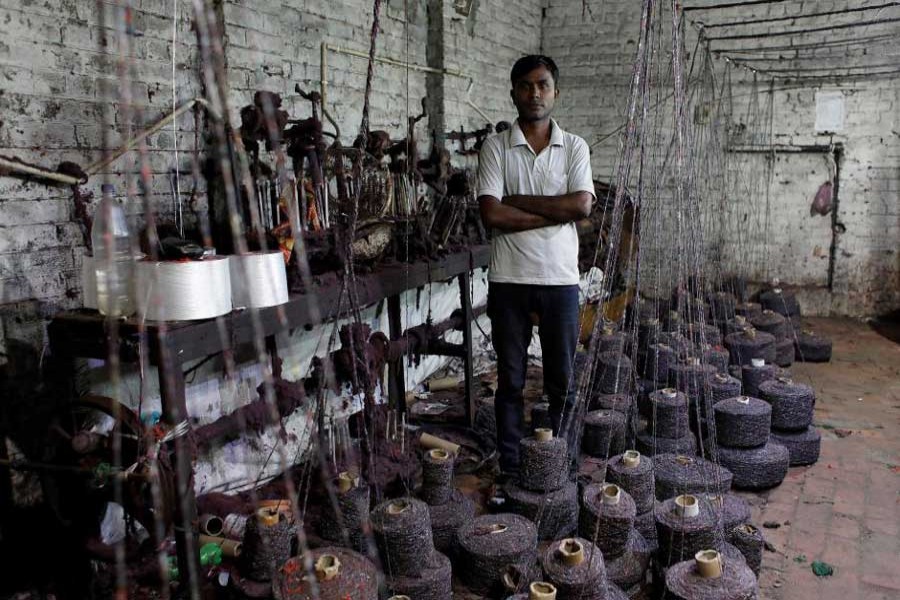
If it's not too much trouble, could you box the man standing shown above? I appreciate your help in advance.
[477,55,595,479]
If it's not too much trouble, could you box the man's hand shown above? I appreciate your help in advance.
[502,192,593,223]
[478,196,555,233]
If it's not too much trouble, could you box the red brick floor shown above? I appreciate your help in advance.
[746,318,900,600]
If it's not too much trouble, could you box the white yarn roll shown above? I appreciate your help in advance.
[135,257,232,321]
[81,254,98,309]
[228,251,289,309]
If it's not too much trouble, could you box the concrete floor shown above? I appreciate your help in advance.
[750,317,900,600]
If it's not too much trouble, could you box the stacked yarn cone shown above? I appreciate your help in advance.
[318,471,370,554]
[371,497,452,600]
[669,356,718,423]
[711,396,789,490]
[456,513,538,596]
[416,449,476,557]
[724,327,777,367]
[664,548,757,600]
[795,328,833,363]
[750,308,794,367]
[760,377,821,466]
[504,429,579,540]
[637,388,697,457]
[739,358,786,398]
[578,482,652,591]
[759,285,801,331]
[588,393,637,453]
[596,351,634,395]
[605,450,657,551]
[274,548,380,600]
[541,537,628,600]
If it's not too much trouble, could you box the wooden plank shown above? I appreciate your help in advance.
[48,246,491,364]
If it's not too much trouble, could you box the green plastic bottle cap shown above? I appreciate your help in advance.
[200,543,223,567]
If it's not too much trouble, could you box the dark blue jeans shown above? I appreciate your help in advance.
[488,282,580,473]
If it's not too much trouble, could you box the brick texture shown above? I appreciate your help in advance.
[543,0,900,317]
[0,0,541,356]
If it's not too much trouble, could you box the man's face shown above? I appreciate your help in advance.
[511,65,559,122]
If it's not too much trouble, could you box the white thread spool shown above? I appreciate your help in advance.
[229,251,289,309]
[135,256,232,321]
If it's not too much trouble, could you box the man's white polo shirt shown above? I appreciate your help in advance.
[476,119,595,286]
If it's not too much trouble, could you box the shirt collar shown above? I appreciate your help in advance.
[510,119,565,149]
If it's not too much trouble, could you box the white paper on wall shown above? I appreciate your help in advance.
[815,91,845,133]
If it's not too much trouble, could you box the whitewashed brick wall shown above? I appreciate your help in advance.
[543,0,900,317]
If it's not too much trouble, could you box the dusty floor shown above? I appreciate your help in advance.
[749,318,900,600]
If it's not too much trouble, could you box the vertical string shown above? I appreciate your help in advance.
[172,0,182,236]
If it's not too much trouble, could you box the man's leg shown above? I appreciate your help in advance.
[489,282,534,475]
[537,285,581,463]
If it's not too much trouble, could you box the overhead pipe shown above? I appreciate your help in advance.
[319,42,491,125]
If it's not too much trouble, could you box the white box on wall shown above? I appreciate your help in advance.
[815,91,845,133]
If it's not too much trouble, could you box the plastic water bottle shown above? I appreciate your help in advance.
[91,184,134,316]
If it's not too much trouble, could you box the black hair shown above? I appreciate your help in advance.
[510,55,560,87]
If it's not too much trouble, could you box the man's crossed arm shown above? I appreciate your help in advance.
[478,191,592,233]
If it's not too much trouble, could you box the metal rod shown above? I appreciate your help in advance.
[324,42,465,77]
[706,15,900,42]
[764,68,900,80]
[85,97,219,175]
[684,0,796,11]
[0,157,84,185]
[698,1,900,28]
[711,32,897,54]
[734,60,900,74]
[320,42,491,123]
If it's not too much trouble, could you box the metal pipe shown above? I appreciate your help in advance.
[320,42,490,124]
[85,97,220,175]
[706,16,900,42]
[684,0,795,11]
[0,157,84,185]
[698,2,900,29]
[324,42,464,77]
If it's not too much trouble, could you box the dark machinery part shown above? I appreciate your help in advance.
[40,395,176,562]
